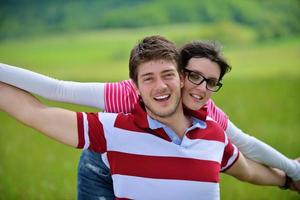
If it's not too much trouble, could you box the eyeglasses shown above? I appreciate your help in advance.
[183,68,223,92]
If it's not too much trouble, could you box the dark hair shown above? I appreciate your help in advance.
[179,41,231,81]
[129,35,179,84]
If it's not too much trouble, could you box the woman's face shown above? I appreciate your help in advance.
[182,57,221,110]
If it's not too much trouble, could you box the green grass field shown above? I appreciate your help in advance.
[0,26,299,199]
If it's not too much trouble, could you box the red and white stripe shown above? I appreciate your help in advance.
[113,175,220,200]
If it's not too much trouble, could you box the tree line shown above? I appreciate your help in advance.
[0,0,299,40]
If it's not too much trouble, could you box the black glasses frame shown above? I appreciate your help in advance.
[183,68,223,92]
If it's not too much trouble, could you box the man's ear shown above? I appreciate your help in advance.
[179,73,184,89]
[132,81,140,95]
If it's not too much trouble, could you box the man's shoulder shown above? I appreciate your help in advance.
[200,117,226,142]
[206,117,225,133]
[99,112,131,123]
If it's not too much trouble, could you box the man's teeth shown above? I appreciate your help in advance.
[155,95,169,100]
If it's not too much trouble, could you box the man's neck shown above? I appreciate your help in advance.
[147,104,192,138]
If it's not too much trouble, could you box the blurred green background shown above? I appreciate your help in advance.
[0,0,299,199]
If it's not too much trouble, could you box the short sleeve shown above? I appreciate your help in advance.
[76,112,107,153]
[220,136,240,171]
[104,79,139,113]
[205,99,229,131]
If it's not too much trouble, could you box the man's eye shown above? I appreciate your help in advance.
[143,77,153,82]
[164,73,175,79]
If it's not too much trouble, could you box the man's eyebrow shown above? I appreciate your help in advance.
[162,69,177,74]
[139,68,177,78]
[140,72,154,78]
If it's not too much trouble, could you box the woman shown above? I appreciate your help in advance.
[1,40,299,199]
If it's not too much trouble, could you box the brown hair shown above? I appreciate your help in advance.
[179,41,231,81]
[129,35,179,84]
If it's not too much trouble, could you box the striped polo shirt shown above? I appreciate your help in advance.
[77,102,239,200]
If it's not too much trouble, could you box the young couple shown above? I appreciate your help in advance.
[0,35,299,199]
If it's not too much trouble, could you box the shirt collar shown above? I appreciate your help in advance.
[147,115,206,130]
[132,98,208,130]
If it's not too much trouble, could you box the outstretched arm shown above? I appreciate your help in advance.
[0,63,105,109]
[226,121,300,182]
[225,152,286,187]
[0,82,78,147]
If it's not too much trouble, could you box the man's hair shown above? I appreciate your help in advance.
[179,41,231,81]
[129,35,179,84]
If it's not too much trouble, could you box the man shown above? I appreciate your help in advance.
[0,36,289,199]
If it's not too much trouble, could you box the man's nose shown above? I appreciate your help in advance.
[155,77,168,90]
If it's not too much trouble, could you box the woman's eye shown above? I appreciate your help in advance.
[207,80,218,86]
[190,73,201,80]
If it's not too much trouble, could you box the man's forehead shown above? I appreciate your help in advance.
[137,59,178,76]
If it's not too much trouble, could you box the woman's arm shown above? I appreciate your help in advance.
[0,63,105,109]
[0,63,140,113]
[206,99,300,181]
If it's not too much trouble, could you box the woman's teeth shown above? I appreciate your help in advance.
[191,94,202,100]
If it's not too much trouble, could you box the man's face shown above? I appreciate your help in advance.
[182,57,221,110]
[135,59,183,119]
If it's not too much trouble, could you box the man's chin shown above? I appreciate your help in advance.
[146,107,177,119]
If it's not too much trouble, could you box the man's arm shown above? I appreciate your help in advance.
[225,152,286,187]
[0,82,78,147]
[226,121,300,182]
[291,158,300,191]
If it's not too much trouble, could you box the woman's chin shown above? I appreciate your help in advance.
[186,102,204,111]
